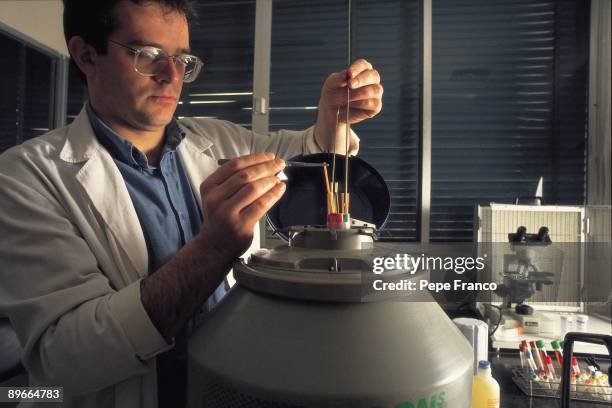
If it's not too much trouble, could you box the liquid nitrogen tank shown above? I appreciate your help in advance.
[187,225,473,407]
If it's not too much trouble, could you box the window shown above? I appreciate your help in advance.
[0,30,59,153]
[430,0,589,241]
[176,1,256,127]
[270,0,422,241]
[66,64,87,123]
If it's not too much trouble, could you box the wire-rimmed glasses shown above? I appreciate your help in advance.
[108,39,203,83]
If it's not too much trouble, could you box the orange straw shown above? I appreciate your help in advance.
[323,165,332,194]
[323,166,335,214]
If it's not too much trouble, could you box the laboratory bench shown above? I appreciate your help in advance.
[446,308,612,407]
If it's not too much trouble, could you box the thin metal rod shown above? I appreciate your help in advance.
[331,108,339,211]
[344,90,350,212]
[217,159,327,168]
[331,108,340,192]
[344,0,352,213]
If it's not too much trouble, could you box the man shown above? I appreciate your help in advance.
[0,0,382,407]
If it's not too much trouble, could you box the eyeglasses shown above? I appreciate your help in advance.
[108,39,203,83]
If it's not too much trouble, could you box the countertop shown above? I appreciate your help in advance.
[491,313,612,355]
[446,309,611,407]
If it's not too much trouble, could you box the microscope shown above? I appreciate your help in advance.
[494,226,558,334]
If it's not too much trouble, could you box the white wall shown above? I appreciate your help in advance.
[0,0,67,55]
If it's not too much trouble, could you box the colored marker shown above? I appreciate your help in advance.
[551,340,563,368]
[530,341,544,370]
[525,350,538,372]
[536,340,549,366]
[521,340,530,353]
[571,357,581,376]
[545,355,556,378]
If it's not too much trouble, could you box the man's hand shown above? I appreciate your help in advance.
[314,59,383,153]
[197,152,286,257]
[319,58,383,124]
[141,153,285,341]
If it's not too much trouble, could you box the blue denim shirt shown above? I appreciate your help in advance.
[86,104,227,406]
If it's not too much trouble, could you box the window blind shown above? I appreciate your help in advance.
[270,0,422,241]
[175,1,256,128]
[0,34,20,153]
[0,33,54,153]
[67,65,87,123]
[431,0,588,242]
[23,47,53,137]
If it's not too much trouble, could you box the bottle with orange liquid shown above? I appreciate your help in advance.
[472,360,500,408]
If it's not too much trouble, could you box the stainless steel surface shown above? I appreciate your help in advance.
[188,288,473,407]
[188,225,474,407]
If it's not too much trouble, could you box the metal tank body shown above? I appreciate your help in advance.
[188,226,473,407]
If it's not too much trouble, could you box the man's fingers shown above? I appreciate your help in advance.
[347,58,374,79]
[324,84,383,106]
[216,159,285,200]
[324,60,378,91]
[227,176,283,212]
[334,107,382,123]
[349,83,383,101]
[240,182,286,222]
[345,98,382,113]
[348,68,381,89]
[206,152,277,187]
[324,70,350,89]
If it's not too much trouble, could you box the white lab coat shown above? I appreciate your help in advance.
[0,107,330,407]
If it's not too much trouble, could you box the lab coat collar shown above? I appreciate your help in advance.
[176,123,215,210]
[57,107,216,279]
[59,106,103,163]
[60,107,149,278]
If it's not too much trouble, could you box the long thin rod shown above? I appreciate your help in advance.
[344,0,351,213]
[331,108,339,212]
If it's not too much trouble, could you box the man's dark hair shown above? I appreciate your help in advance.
[63,0,197,82]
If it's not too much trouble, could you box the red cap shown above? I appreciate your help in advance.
[572,357,578,365]
[327,213,343,224]
[545,355,552,364]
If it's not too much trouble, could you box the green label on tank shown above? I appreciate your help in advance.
[394,390,446,408]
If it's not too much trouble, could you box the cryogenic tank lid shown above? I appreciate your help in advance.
[267,153,390,240]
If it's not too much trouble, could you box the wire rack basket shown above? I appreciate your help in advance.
[512,367,612,403]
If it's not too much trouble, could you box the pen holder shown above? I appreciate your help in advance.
[560,332,612,408]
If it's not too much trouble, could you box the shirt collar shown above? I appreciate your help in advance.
[86,102,187,169]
